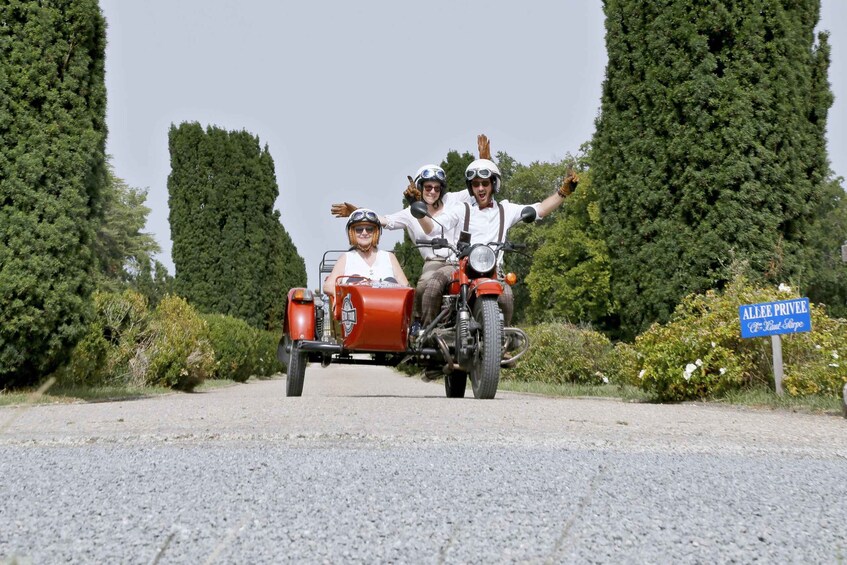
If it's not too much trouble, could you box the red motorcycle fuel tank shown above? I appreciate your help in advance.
[336,283,414,351]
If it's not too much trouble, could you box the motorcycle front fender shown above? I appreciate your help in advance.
[469,278,502,298]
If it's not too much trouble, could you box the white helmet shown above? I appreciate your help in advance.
[465,158,501,194]
[346,208,382,247]
[413,164,447,190]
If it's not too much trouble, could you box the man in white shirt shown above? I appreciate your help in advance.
[416,158,578,326]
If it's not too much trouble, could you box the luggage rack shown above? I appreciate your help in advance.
[318,250,348,294]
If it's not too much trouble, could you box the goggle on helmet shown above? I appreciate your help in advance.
[414,164,447,190]
[346,208,381,246]
[464,159,501,194]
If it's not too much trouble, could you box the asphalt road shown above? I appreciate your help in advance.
[1,364,846,564]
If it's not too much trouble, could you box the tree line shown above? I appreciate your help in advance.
[2,0,844,387]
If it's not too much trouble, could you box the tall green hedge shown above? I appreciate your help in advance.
[593,0,834,338]
[0,0,107,386]
[167,122,305,330]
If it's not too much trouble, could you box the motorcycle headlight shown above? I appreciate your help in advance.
[468,245,497,275]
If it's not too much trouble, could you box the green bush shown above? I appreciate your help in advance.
[204,313,276,382]
[781,309,847,398]
[253,329,282,378]
[145,295,214,391]
[58,290,150,386]
[634,276,847,401]
[603,341,642,387]
[504,322,614,385]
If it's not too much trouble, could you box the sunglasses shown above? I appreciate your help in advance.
[422,184,441,192]
[353,225,375,235]
[465,168,494,180]
[349,209,379,223]
[471,179,491,188]
[420,168,446,181]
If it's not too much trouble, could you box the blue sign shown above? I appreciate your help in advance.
[739,298,812,338]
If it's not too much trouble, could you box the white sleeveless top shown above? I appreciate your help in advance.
[343,249,395,281]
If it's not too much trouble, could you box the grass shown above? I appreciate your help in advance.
[0,377,244,408]
[499,379,651,402]
[499,378,843,415]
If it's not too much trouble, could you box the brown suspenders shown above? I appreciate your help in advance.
[463,202,505,243]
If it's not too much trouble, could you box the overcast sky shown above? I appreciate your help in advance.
[100,1,847,290]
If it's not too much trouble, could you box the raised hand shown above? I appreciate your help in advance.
[477,134,491,160]
[330,202,359,217]
[557,168,579,197]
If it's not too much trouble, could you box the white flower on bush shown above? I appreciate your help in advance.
[683,363,697,381]
[832,351,840,360]
[815,344,822,350]
[711,342,716,348]
[829,363,839,368]
[695,358,703,367]
[638,369,646,380]
[778,283,792,293]
[719,368,727,375]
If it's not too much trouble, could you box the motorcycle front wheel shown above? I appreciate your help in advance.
[469,296,502,399]
[286,339,307,397]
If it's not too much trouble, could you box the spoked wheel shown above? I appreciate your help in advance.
[469,296,502,400]
[286,339,307,397]
[444,370,467,398]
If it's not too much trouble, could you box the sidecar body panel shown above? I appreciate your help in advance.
[286,288,316,341]
[335,282,414,352]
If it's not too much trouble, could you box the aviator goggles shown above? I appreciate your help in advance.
[465,168,494,181]
[349,209,379,224]
[419,168,446,182]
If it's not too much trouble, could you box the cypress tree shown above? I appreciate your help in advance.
[593,0,833,337]
[0,0,107,386]
[167,123,305,329]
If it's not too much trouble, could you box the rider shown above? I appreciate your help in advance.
[330,164,473,334]
[416,158,578,326]
[322,208,409,296]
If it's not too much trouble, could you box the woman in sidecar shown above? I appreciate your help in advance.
[322,208,408,295]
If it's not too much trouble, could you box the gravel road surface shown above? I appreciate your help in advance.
[2,364,846,564]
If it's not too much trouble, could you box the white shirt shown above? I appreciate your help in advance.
[343,249,395,281]
[437,198,542,266]
[383,191,474,261]
[439,198,541,246]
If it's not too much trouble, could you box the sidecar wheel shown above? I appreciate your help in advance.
[444,371,467,398]
[286,340,307,397]
[469,296,502,400]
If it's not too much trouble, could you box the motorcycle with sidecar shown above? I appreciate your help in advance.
[277,201,537,399]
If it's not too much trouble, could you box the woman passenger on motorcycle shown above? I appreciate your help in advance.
[416,159,578,326]
[330,164,472,334]
[322,208,409,297]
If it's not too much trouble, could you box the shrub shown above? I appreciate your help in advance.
[504,322,614,385]
[204,313,270,382]
[781,309,847,398]
[253,329,282,378]
[603,341,642,387]
[144,295,214,391]
[58,290,150,386]
[635,276,847,401]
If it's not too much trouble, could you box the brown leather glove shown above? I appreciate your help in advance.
[557,168,579,197]
[403,175,421,203]
[478,134,491,160]
[330,202,359,217]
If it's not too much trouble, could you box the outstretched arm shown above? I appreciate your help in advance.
[535,168,579,218]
